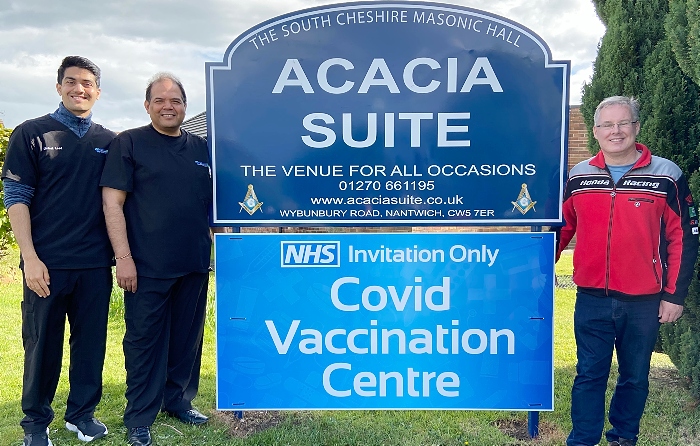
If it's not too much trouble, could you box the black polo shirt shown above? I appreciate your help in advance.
[1,115,115,269]
[100,124,212,279]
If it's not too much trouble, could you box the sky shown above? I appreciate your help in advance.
[0,0,605,132]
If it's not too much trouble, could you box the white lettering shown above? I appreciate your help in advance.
[275,57,503,94]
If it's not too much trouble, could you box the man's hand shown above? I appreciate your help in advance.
[23,256,50,297]
[6,203,50,297]
[659,300,684,323]
[116,257,138,293]
[103,187,136,292]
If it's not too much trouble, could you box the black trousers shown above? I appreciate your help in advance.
[122,272,209,428]
[20,267,112,434]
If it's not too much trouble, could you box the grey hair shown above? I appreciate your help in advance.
[594,96,639,125]
[145,72,187,104]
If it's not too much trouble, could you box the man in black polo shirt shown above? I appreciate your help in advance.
[100,73,212,446]
[2,56,114,446]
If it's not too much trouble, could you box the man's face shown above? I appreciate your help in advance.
[145,79,186,136]
[56,67,100,118]
[592,104,640,161]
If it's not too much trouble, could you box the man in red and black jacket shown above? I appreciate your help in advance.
[559,96,699,446]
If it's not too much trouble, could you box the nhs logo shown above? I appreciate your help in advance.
[281,241,340,267]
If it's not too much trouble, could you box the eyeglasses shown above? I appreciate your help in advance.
[595,120,638,130]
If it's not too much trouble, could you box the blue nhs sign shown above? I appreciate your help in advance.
[281,241,341,267]
[216,232,555,410]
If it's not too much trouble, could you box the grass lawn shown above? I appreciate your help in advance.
[0,247,698,445]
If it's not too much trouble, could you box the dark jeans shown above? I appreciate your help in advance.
[566,291,660,446]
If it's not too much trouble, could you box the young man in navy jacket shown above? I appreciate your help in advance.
[2,56,114,446]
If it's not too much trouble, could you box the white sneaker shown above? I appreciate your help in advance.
[66,417,108,442]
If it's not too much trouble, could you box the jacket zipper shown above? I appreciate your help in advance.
[628,197,654,203]
[604,155,647,295]
[605,166,635,295]
[652,258,661,285]
[606,187,615,295]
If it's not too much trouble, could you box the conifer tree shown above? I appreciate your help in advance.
[666,0,700,86]
[638,39,700,174]
[581,0,667,148]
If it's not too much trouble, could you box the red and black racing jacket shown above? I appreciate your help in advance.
[558,143,699,304]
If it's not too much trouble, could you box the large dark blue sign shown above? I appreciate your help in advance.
[215,232,554,410]
[206,2,569,225]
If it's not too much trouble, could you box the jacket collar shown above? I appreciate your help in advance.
[49,102,93,138]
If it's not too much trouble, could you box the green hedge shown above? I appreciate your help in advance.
[0,125,15,251]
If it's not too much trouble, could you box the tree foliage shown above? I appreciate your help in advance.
[581,0,671,154]
[0,124,15,251]
[660,169,700,398]
[639,39,700,174]
[666,0,700,86]
[581,0,700,398]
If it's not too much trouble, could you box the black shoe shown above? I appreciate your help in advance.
[66,417,108,441]
[609,439,634,446]
[165,408,209,425]
[23,428,53,446]
[127,426,152,446]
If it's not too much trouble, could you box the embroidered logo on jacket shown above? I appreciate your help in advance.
[580,179,609,186]
[622,180,659,189]
[195,160,211,177]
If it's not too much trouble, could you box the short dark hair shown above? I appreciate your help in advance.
[145,72,187,105]
[57,56,101,87]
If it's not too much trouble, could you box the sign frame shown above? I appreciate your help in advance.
[215,232,555,411]
[205,1,570,227]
